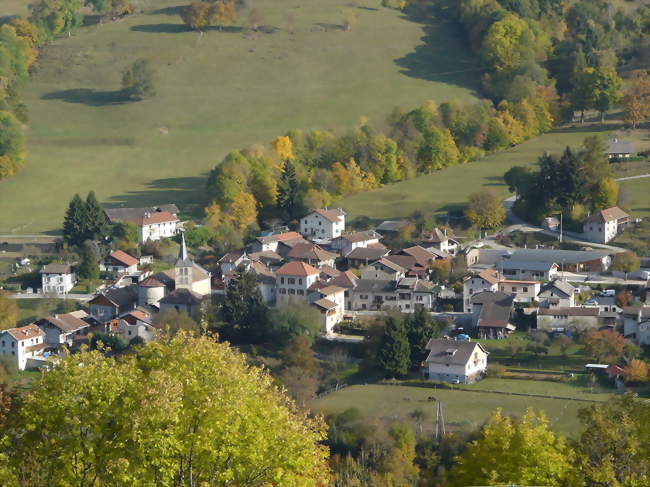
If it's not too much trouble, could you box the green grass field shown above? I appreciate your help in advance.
[338,124,626,221]
[0,0,479,234]
[1,0,29,18]
[314,382,608,436]
[619,178,650,219]
[16,298,66,325]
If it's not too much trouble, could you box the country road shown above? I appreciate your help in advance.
[615,173,650,181]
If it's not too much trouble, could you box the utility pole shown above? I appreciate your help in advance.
[435,401,445,440]
[559,213,563,244]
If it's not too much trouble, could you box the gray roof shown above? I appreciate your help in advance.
[538,307,599,317]
[502,260,557,271]
[41,263,73,274]
[376,220,408,232]
[92,285,138,308]
[346,246,389,261]
[472,291,514,328]
[503,248,611,265]
[539,279,575,297]
[607,138,635,155]
[104,204,179,222]
[339,230,382,243]
[354,279,396,293]
[425,339,488,366]
[160,288,202,305]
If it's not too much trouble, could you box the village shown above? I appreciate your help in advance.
[2,197,649,390]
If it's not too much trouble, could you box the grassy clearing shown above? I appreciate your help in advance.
[618,178,650,220]
[462,377,613,401]
[1,0,30,18]
[313,382,604,436]
[339,124,622,221]
[16,298,66,325]
[0,0,479,234]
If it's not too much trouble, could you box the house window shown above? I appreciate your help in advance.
[289,289,296,295]
[523,287,528,292]
[288,278,295,285]
[512,287,516,292]
[279,289,287,295]
[297,290,304,295]
[298,278,303,285]
[281,277,285,284]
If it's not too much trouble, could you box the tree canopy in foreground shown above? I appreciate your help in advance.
[0,333,330,486]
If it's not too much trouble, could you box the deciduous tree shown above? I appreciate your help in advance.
[581,329,626,363]
[623,359,649,383]
[0,292,18,331]
[465,190,505,230]
[122,58,156,100]
[612,251,640,280]
[228,191,258,231]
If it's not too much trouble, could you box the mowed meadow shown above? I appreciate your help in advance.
[0,0,479,234]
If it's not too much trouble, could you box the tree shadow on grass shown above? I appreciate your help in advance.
[42,89,129,106]
[106,176,209,221]
[394,14,480,95]
[150,5,186,16]
[130,23,244,33]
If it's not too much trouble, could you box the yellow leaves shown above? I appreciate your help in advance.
[623,360,650,383]
[203,201,223,228]
[227,191,258,231]
[271,135,293,162]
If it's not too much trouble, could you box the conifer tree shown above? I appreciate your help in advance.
[78,241,99,281]
[277,160,302,219]
[377,315,410,377]
[84,191,105,241]
[62,194,86,246]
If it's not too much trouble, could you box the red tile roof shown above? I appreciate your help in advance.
[276,261,320,276]
[313,208,345,223]
[586,206,629,223]
[4,324,45,341]
[257,232,303,244]
[109,250,139,267]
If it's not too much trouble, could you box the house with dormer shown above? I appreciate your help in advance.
[425,339,488,383]
[299,208,346,240]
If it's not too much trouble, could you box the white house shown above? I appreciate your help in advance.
[425,339,488,384]
[104,205,180,244]
[536,307,600,332]
[583,207,630,244]
[36,311,91,347]
[420,228,459,255]
[0,324,48,370]
[299,208,346,240]
[537,280,576,308]
[275,261,321,306]
[463,269,499,313]
[117,311,156,344]
[100,250,139,274]
[497,279,540,303]
[310,285,346,334]
[40,263,76,295]
[501,260,558,281]
[349,277,436,312]
[623,307,650,345]
[331,230,382,257]
[252,232,304,253]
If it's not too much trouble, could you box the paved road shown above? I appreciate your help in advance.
[11,293,95,301]
[615,173,650,182]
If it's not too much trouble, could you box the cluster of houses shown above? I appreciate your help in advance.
[216,208,461,334]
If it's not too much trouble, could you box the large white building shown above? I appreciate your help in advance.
[425,339,488,383]
[623,307,650,345]
[583,207,630,243]
[299,208,346,240]
[104,205,181,244]
[41,263,77,295]
[275,261,321,306]
[0,324,48,370]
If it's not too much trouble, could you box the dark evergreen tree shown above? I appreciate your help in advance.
[405,308,442,368]
[84,191,106,241]
[78,241,99,281]
[221,269,269,342]
[555,146,585,211]
[377,315,410,377]
[276,160,302,220]
[62,194,86,246]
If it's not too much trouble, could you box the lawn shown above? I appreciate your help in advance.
[338,124,621,221]
[0,0,479,234]
[16,298,67,325]
[618,177,650,220]
[1,0,29,18]
[313,382,608,436]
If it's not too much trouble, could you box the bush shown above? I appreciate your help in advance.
[486,363,507,377]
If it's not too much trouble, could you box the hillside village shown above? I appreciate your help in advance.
[3,198,650,389]
[1,0,650,483]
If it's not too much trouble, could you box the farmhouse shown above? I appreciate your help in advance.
[0,324,48,371]
[463,269,499,313]
[606,138,635,160]
[419,228,459,255]
[275,261,321,306]
[425,339,488,384]
[287,243,338,268]
[101,250,139,274]
[344,246,391,268]
[88,286,138,322]
[470,291,515,339]
[537,280,576,308]
[501,260,558,281]
[299,208,346,239]
[349,277,436,312]
[537,307,601,332]
[469,248,613,273]
[583,206,630,244]
[331,230,382,257]
[104,205,180,244]
[497,279,540,303]
[40,263,76,295]
[36,311,91,347]
[252,231,304,253]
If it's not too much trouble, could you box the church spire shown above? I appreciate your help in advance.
[176,232,192,268]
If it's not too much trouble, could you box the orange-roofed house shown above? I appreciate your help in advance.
[101,250,139,274]
[300,208,346,240]
[104,205,181,244]
[463,269,499,312]
[583,206,630,243]
[275,261,320,306]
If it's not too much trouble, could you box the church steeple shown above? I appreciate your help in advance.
[175,232,193,289]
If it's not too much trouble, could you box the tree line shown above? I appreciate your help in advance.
[424,0,650,127]
[505,135,618,223]
[196,97,554,250]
